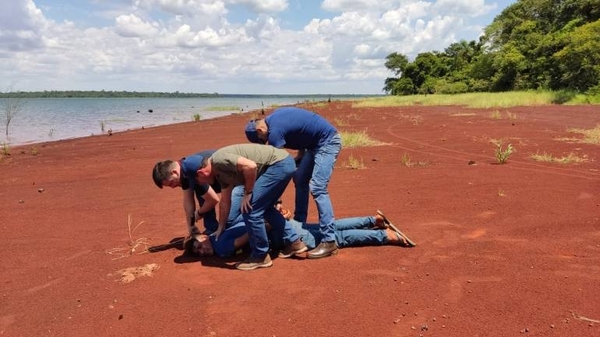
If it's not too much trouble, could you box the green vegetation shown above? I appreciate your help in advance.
[493,141,515,164]
[192,114,202,121]
[383,0,600,96]
[530,152,588,164]
[203,106,240,111]
[354,91,557,108]
[340,131,383,148]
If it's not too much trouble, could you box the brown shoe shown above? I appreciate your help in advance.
[377,210,417,247]
[278,239,308,258]
[307,241,338,259]
[235,255,273,271]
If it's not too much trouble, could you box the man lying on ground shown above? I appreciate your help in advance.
[185,202,416,259]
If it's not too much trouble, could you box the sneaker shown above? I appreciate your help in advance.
[278,239,308,258]
[235,255,273,271]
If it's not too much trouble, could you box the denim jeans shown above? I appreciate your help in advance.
[272,217,387,250]
[293,133,341,242]
[242,156,300,258]
[195,190,219,234]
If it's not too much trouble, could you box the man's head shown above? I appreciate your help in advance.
[183,234,214,256]
[194,157,213,184]
[245,119,268,144]
[152,160,181,188]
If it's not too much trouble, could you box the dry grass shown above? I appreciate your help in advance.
[530,152,590,164]
[400,152,429,167]
[342,154,366,169]
[106,214,150,260]
[565,125,600,145]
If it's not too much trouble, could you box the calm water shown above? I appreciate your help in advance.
[3,95,359,146]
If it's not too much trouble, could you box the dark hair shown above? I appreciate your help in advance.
[183,234,202,256]
[152,160,175,188]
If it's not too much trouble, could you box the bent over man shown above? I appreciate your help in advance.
[245,107,342,259]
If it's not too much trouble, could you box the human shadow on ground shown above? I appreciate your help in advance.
[148,237,185,253]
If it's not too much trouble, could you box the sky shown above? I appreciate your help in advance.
[0,0,517,95]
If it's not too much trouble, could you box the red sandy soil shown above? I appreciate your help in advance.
[1,101,599,337]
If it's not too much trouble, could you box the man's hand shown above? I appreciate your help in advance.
[214,225,224,240]
[241,192,253,213]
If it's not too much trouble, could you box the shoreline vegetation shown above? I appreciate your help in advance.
[0,90,379,99]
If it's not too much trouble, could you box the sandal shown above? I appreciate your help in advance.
[376,210,417,247]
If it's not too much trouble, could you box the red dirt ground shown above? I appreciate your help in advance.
[1,102,599,337]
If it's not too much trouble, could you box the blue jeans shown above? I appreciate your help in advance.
[271,217,387,249]
[242,156,300,258]
[198,186,244,234]
[293,133,341,242]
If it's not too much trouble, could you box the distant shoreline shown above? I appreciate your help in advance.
[0,91,382,99]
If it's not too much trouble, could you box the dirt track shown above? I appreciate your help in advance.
[1,102,599,336]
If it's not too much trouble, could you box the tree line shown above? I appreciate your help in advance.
[0,90,219,98]
[384,0,600,95]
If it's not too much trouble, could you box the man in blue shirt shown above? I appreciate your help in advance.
[187,205,416,258]
[244,107,342,259]
[153,151,237,235]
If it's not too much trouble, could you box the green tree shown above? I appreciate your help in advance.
[553,21,600,91]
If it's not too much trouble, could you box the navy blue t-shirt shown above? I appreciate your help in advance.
[208,222,247,257]
[180,150,221,195]
[265,107,337,150]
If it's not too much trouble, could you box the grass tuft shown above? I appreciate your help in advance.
[106,214,150,260]
[340,130,384,148]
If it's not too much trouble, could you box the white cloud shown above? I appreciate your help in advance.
[0,0,47,51]
[0,0,509,94]
[115,14,159,37]
[229,0,288,13]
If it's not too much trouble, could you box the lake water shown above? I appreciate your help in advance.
[3,95,361,146]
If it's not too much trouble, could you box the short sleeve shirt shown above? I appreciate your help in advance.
[180,150,221,194]
[210,143,289,188]
[265,107,338,150]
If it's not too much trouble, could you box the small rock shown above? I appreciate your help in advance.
[421,325,428,331]
[550,324,554,329]
[468,160,476,165]
[118,314,123,320]
[38,188,44,193]
[393,319,400,324]
[19,199,24,203]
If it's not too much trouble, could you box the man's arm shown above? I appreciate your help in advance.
[195,185,220,218]
[236,156,257,213]
[215,186,232,239]
[182,188,197,234]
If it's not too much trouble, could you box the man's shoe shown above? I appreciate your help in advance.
[235,255,273,271]
[278,239,308,258]
[377,210,417,247]
[307,241,338,259]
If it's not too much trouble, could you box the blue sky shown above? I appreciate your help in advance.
[1,0,517,94]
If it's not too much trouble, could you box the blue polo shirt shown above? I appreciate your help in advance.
[208,221,248,257]
[265,107,337,150]
[180,150,220,196]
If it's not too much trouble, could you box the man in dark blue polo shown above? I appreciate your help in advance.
[244,107,342,259]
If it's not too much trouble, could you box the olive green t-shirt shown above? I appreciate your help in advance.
[211,143,290,188]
